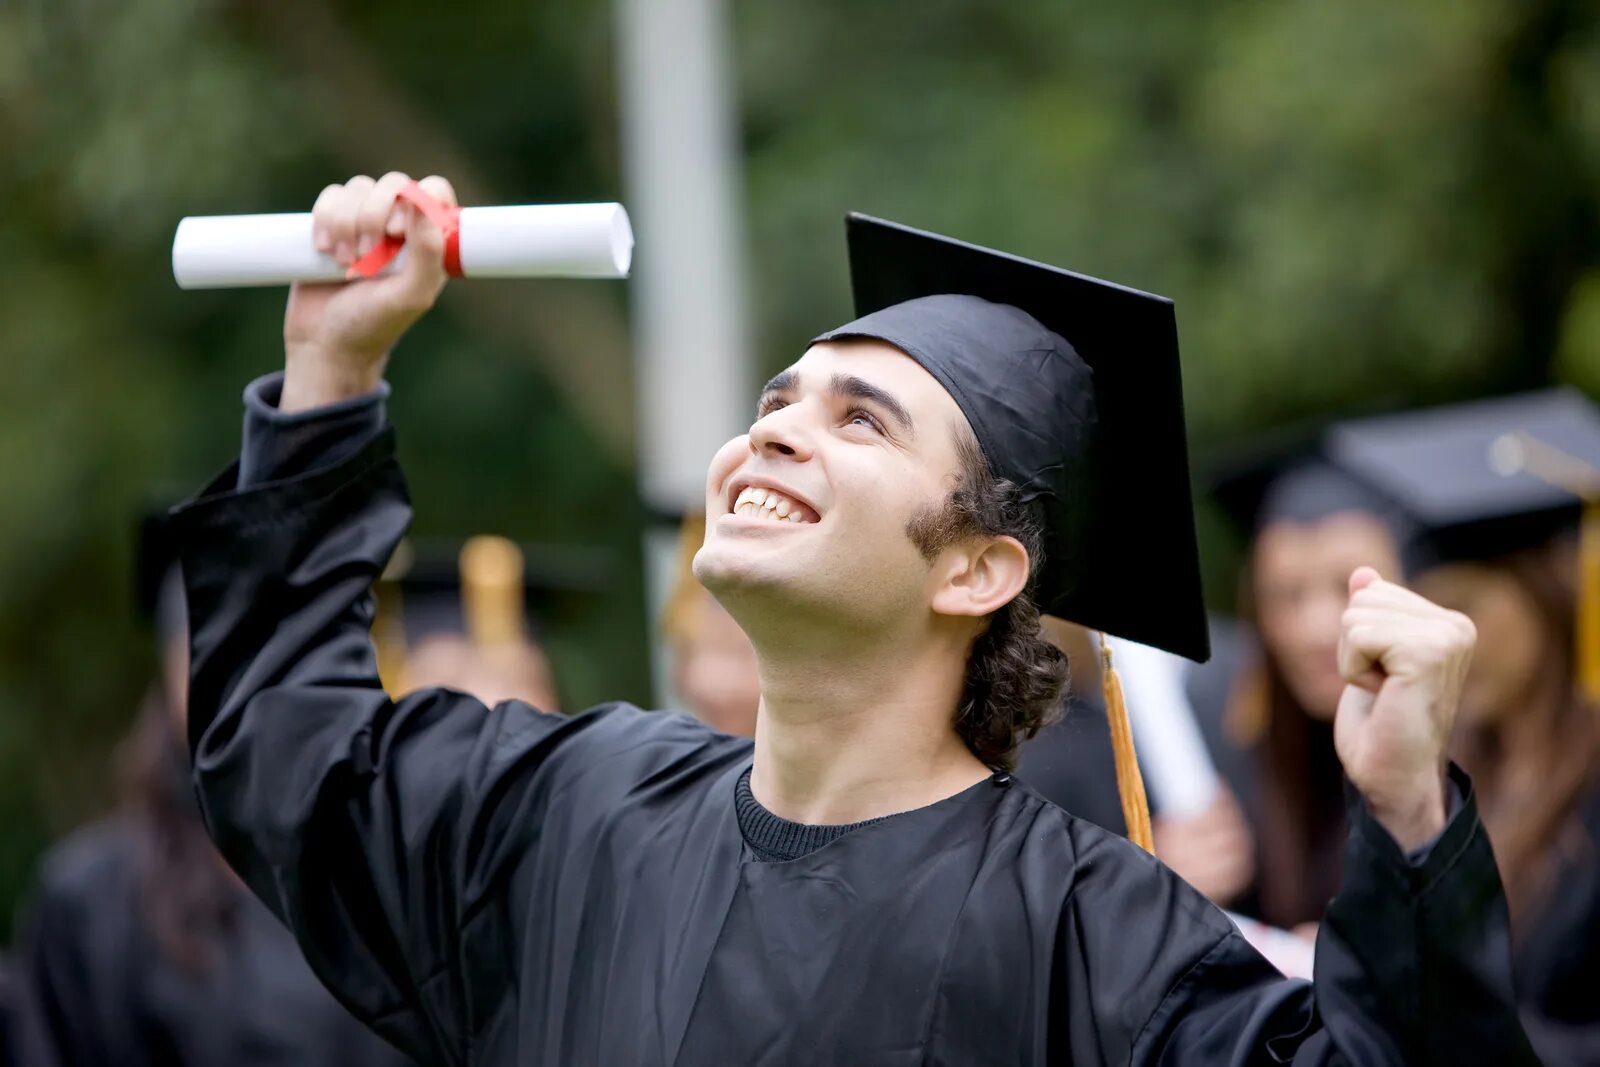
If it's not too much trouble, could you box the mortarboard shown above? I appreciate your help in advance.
[1327,388,1600,700]
[815,214,1208,664]
[812,214,1211,851]
[1197,425,1422,583]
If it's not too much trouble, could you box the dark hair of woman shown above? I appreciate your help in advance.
[114,686,238,976]
[906,431,1070,772]
[1226,568,1348,930]
[1442,548,1600,925]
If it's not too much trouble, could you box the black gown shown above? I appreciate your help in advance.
[0,954,17,1067]
[171,428,1537,1066]
[12,816,413,1067]
[1509,785,1600,1066]
[1015,696,1127,837]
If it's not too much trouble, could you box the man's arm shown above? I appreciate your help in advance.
[172,174,584,1063]
[1121,767,1538,1065]
[1128,570,1538,1063]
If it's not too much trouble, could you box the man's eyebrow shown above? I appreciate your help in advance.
[830,373,915,438]
[759,369,798,398]
[755,369,916,438]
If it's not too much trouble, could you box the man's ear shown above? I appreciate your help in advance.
[929,535,1030,619]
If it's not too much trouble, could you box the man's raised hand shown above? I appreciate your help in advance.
[1334,566,1476,852]
[281,172,457,412]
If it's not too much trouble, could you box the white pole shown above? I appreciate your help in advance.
[615,0,750,703]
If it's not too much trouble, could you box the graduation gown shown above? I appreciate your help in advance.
[172,428,1538,1066]
[0,954,17,1067]
[1511,785,1600,1066]
[1015,697,1127,837]
[12,817,413,1067]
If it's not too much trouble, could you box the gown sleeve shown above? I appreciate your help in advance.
[169,424,666,1066]
[1126,768,1541,1065]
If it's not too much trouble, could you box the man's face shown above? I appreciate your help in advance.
[694,339,972,633]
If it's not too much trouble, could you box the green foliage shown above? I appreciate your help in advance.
[1,0,1598,934]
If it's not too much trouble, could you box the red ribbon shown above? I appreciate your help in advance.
[345,180,463,281]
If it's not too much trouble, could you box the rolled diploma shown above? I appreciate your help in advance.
[172,202,633,289]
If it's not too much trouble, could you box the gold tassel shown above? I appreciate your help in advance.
[1490,432,1600,704]
[659,514,710,646]
[1099,635,1155,854]
[460,536,527,648]
[373,540,415,697]
[1580,502,1600,704]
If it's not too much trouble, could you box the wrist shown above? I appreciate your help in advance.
[1364,769,1448,853]
[282,344,387,413]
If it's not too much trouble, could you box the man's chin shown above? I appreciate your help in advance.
[693,543,792,599]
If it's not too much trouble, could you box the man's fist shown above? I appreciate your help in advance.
[280,172,458,413]
[1334,566,1476,851]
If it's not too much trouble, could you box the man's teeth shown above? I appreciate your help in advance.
[733,486,812,522]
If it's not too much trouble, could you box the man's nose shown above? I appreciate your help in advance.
[748,404,816,461]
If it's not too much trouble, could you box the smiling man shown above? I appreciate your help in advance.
[173,172,1536,1066]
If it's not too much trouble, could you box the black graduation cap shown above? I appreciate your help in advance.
[1327,387,1600,702]
[812,213,1208,663]
[1194,421,1422,584]
[1326,388,1600,563]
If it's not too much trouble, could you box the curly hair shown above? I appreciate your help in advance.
[905,431,1070,770]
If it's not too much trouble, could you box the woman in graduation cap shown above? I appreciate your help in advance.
[372,535,562,710]
[167,172,1537,1065]
[11,518,414,1067]
[1328,390,1600,1067]
[1187,453,1413,931]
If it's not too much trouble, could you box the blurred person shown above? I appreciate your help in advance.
[0,955,15,1067]
[1328,388,1600,1067]
[373,536,563,710]
[168,174,1534,1064]
[11,516,412,1067]
[1190,456,1411,931]
[1102,630,1257,907]
[660,514,761,736]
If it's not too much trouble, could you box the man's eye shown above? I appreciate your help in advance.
[846,408,883,433]
[757,399,787,418]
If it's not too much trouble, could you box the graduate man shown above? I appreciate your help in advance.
[173,172,1537,1065]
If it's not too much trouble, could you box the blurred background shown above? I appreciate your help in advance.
[2,0,1600,941]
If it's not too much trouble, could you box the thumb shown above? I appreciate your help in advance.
[1348,565,1382,597]
[397,198,448,288]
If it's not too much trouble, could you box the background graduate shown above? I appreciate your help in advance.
[1328,389,1600,1067]
[172,172,1537,1065]
[10,515,412,1067]
[1186,453,1413,929]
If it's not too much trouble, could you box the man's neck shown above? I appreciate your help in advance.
[746,624,990,826]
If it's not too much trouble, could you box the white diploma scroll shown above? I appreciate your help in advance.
[172,202,634,289]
